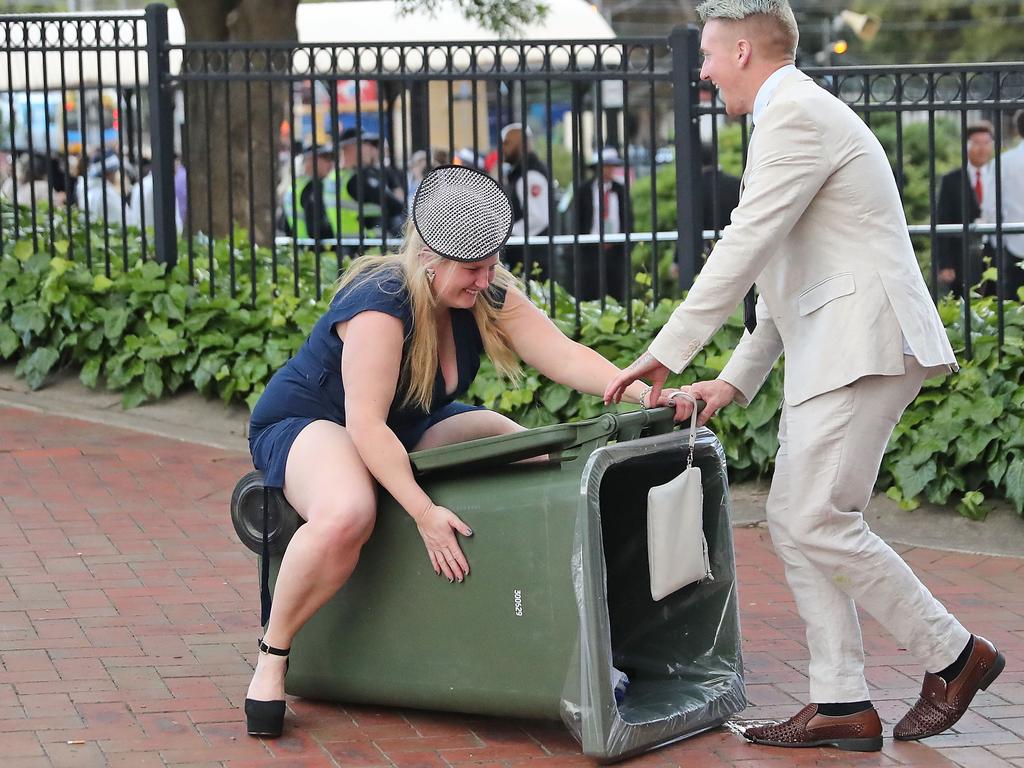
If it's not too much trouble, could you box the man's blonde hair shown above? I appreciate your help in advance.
[696,0,799,60]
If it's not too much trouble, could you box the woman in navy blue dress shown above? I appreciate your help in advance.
[244,166,652,737]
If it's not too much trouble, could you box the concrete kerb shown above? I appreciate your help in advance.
[3,361,1022,558]
[0,362,250,453]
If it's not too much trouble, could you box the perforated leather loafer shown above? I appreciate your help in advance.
[743,704,883,752]
[894,635,1005,741]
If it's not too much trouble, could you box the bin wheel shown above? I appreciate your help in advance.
[230,471,300,556]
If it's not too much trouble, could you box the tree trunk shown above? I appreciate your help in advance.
[177,0,300,244]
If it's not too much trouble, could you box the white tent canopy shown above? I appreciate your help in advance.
[1,0,616,91]
[295,0,614,43]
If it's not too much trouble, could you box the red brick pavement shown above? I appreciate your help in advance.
[1,404,1022,768]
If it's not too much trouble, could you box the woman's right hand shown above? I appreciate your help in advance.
[413,503,474,583]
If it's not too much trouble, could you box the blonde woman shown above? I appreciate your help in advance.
[244,165,652,738]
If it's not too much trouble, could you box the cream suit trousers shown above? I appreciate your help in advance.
[766,356,971,702]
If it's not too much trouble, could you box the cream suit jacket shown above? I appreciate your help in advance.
[649,71,956,406]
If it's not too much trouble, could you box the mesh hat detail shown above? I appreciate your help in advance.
[411,164,513,262]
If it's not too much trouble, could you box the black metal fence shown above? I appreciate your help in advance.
[2,5,1022,352]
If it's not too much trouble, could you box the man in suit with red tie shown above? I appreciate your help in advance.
[605,0,1004,753]
[937,121,995,297]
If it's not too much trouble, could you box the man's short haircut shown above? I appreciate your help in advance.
[696,0,800,59]
[966,121,994,141]
[1015,110,1024,139]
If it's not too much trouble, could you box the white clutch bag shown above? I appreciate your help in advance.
[647,392,713,601]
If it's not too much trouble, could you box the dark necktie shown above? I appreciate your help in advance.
[740,126,757,333]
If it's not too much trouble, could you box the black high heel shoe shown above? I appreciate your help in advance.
[245,639,290,738]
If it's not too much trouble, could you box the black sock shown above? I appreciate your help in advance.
[935,636,974,682]
[814,701,873,716]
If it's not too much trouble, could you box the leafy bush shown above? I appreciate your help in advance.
[883,294,1024,519]
[2,203,1022,519]
[0,204,322,410]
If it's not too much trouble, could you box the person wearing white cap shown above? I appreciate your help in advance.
[85,152,127,228]
[501,123,551,279]
[243,165,658,740]
[575,147,631,301]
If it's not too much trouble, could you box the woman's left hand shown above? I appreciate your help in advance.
[414,503,474,583]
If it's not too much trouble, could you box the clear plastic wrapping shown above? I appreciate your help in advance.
[561,428,747,762]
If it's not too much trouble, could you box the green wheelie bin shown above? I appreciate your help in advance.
[230,407,746,762]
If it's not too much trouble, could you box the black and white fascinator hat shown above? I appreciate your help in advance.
[412,164,514,262]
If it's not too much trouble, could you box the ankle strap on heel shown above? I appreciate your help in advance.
[258,639,290,657]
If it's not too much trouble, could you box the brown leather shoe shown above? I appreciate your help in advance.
[743,704,883,752]
[894,635,1005,741]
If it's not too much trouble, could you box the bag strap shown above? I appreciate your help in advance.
[667,391,699,470]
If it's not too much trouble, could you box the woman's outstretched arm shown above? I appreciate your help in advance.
[497,289,653,406]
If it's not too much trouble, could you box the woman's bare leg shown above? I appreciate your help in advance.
[413,410,524,451]
[247,420,376,703]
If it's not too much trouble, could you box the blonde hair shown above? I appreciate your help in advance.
[697,0,799,59]
[334,220,522,411]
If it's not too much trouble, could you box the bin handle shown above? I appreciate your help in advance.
[409,405,702,474]
[610,406,673,441]
[409,413,620,474]
[609,401,704,442]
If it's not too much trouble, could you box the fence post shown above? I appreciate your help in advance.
[409,82,431,156]
[670,25,703,291]
[145,3,178,269]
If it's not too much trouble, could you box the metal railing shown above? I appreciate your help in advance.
[2,5,1022,353]
[0,10,150,269]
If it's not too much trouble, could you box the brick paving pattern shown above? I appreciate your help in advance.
[1,404,1022,767]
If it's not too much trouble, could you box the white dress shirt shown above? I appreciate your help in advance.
[752,64,797,126]
[86,181,126,227]
[983,144,1024,258]
[972,161,995,217]
[590,181,621,236]
[127,173,183,234]
[510,169,550,238]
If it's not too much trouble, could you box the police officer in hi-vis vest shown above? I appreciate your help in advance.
[324,127,404,253]
[282,143,336,246]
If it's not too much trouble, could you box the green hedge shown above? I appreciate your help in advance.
[2,204,1022,520]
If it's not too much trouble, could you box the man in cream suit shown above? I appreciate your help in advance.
[605,0,1004,753]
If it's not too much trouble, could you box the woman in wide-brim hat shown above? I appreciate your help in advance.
[243,165,652,738]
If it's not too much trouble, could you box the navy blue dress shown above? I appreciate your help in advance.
[249,269,492,488]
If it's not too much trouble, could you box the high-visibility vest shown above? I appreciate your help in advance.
[282,177,311,240]
[323,168,382,240]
